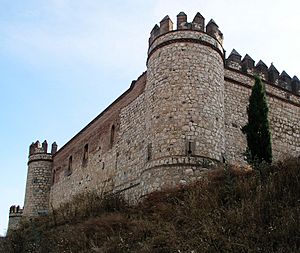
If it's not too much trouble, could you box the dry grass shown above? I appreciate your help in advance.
[3,158,300,253]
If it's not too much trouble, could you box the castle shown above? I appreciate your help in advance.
[7,11,300,232]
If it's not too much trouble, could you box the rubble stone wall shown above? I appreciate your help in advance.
[224,68,300,163]
[23,154,53,216]
[49,74,146,208]
[21,12,300,216]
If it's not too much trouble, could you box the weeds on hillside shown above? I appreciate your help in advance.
[2,158,300,253]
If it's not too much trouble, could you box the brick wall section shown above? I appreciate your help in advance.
[49,73,146,208]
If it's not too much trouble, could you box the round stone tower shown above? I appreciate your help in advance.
[142,12,225,194]
[7,205,23,234]
[23,140,57,217]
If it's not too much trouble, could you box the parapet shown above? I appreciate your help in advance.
[9,205,23,215]
[28,140,57,164]
[149,12,223,46]
[279,71,292,91]
[29,140,58,156]
[292,76,300,94]
[226,50,300,96]
[206,19,223,45]
[226,49,242,70]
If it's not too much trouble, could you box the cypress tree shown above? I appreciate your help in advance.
[242,76,272,164]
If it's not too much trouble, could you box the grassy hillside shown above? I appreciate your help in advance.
[2,158,300,252]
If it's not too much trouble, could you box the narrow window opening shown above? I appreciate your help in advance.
[53,167,61,184]
[110,124,115,148]
[82,144,89,166]
[188,142,193,155]
[147,143,152,161]
[186,141,195,156]
[66,155,72,176]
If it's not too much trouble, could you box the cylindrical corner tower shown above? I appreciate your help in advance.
[23,140,53,217]
[7,205,23,234]
[142,12,225,193]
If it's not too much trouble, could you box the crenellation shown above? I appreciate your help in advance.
[42,140,48,153]
[228,55,300,96]
[34,140,40,148]
[291,76,300,95]
[241,54,255,74]
[149,24,160,45]
[206,19,223,45]
[268,63,280,84]
[255,60,268,80]
[9,205,23,214]
[159,15,173,34]
[149,13,223,48]
[192,12,205,31]
[51,142,58,154]
[7,11,300,234]
[226,49,242,70]
[279,71,292,91]
[177,12,187,30]
[29,142,35,156]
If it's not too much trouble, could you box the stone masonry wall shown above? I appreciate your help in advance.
[9,12,300,236]
[49,73,146,208]
[224,68,300,163]
[147,30,225,161]
[23,154,52,216]
[34,14,300,212]
[7,213,22,233]
[113,93,147,201]
[49,65,300,210]
[141,29,225,195]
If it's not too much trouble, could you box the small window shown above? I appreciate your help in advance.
[82,144,89,166]
[66,155,72,176]
[52,167,61,184]
[147,143,152,161]
[186,141,195,156]
[110,125,115,148]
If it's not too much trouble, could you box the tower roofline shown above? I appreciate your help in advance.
[149,12,224,48]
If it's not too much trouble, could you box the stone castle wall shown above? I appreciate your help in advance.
[49,73,146,208]
[9,12,300,229]
[48,12,300,209]
[224,69,300,163]
[48,63,300,209]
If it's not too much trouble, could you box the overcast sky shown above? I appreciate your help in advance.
[0,0,299,235]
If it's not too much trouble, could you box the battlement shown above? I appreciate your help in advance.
[226,49,300,95]
[9,205,23,215]
[149,12,223,46]
[29,140,58,156]
[7,205,23,233]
